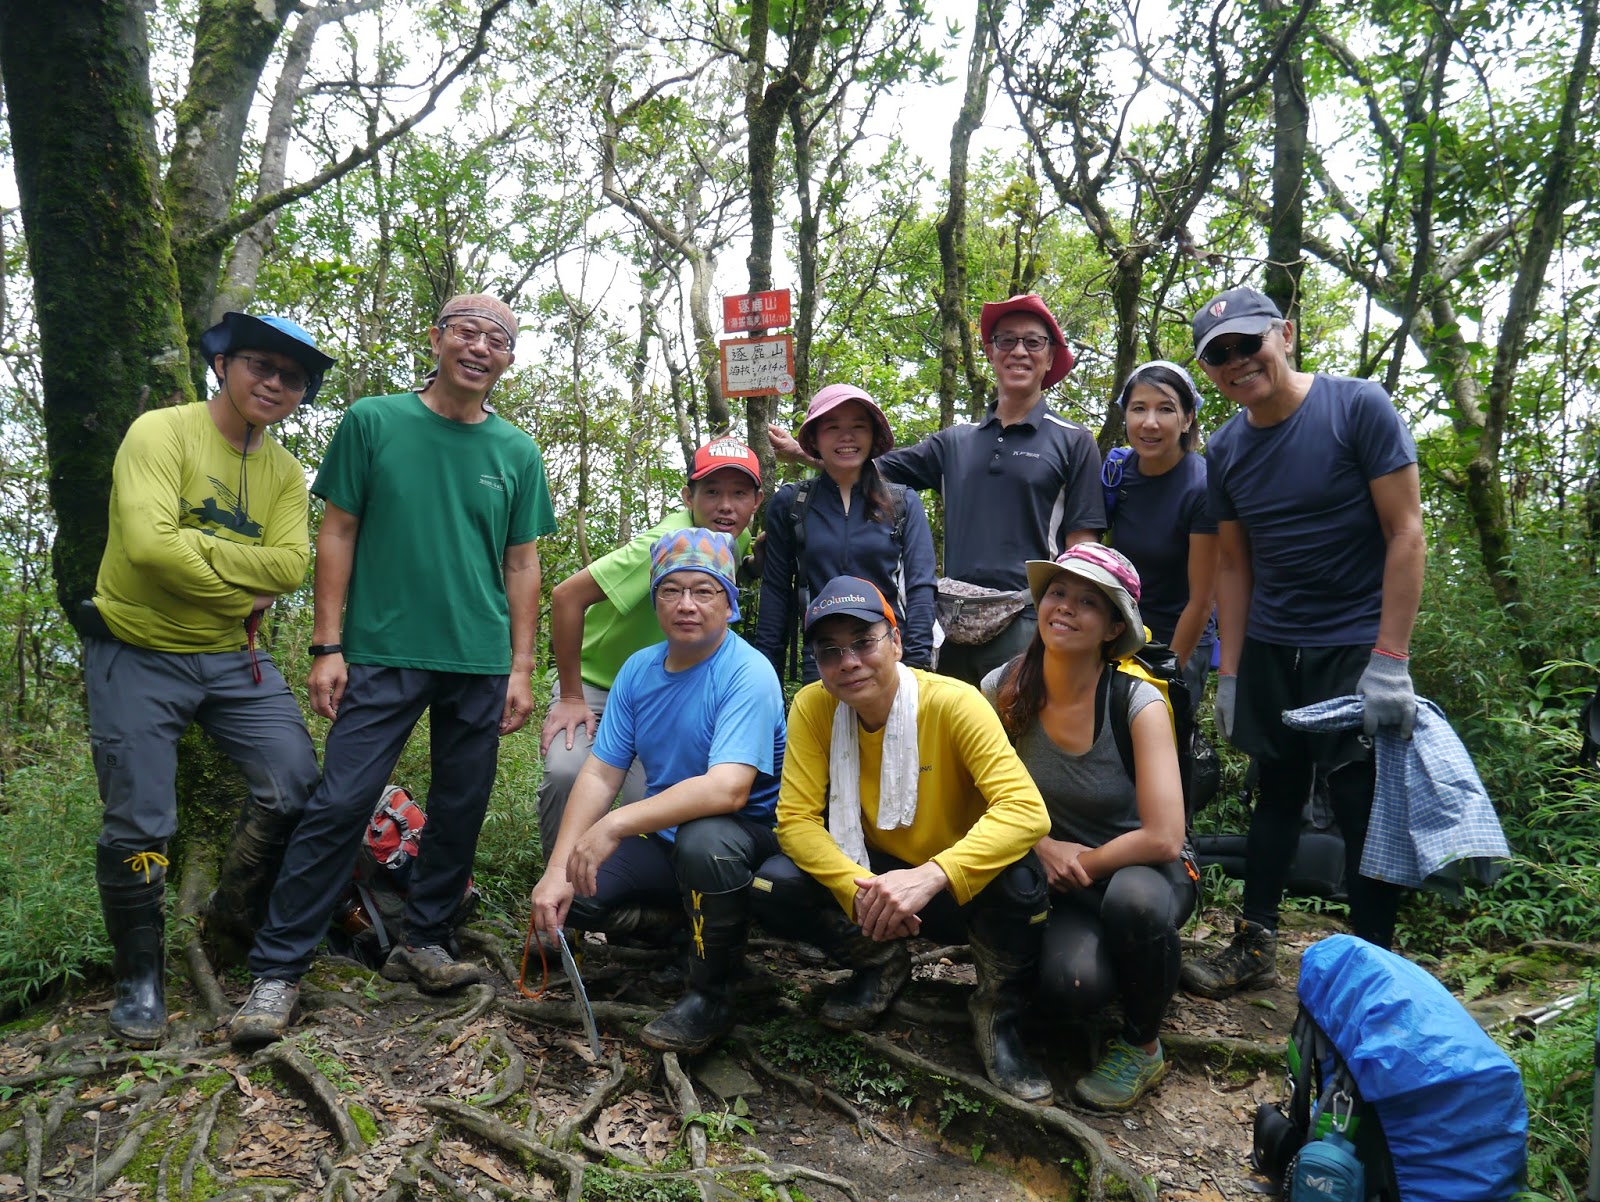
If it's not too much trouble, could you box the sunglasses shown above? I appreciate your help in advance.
[1198,325,1278,368]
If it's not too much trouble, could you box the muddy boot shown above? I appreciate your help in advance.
[640,887,747,1055]
[805,905,911,1030]
[1179,919,1278,1000]
[205,801,299,965]
[968,916,1054,1105]
[96,845,170,1048]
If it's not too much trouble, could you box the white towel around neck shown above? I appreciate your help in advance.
[827,663,920,866]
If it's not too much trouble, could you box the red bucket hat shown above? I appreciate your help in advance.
[796,383,895,459]
[979,294,1075,389]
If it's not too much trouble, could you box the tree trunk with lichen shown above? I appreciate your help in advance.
[0,0,198,627]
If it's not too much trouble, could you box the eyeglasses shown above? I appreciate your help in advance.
[1198,324,1279,368]
[234,353,309,393]
[656,584,724,606]
[813,630,891,667]
[990,333,1052,353]
[443,322,512,353]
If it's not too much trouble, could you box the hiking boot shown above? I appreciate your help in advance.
[97,845,169,1048]
[230,979,300,1047]
[640,887,748,1055]
[1073,1038,1168,1111]
[382,943,484,993]
[1180,920,1278,1000]
[968,914,1055,1105]
[820,936,912,1030]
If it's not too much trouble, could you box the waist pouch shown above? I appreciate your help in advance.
[77,600,119,642]
[935,579,1030,646]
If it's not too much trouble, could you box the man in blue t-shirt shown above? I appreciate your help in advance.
[529,528,786,1055]
[1179,286,1424,1001]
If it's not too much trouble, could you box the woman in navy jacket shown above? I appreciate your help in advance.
[755,384,936,681]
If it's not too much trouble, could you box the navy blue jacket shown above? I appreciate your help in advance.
[754,475,937,676]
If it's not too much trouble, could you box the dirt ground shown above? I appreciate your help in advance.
[0,907,1512,1202]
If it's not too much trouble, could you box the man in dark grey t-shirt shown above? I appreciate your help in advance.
[1179,286,1424,1001]
[770,295,1105,685]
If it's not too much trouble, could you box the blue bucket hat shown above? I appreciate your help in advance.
[199,312,336,404]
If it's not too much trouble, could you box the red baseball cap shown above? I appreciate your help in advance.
[689,436,761,486]
[979,294,1075,388]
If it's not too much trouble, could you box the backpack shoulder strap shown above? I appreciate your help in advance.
[790,477,815,563]
[1108,666,1138,786]
[1101,446,1133,527]
[887,482,909,548]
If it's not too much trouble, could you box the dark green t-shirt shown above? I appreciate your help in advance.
[313,392,557,673]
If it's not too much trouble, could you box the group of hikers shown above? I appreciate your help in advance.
[83,282,1422,1114]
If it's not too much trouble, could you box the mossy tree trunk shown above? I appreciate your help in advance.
[0,0,197,628]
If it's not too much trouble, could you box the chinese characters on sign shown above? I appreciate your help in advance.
[723,289,792,333]
[719,335,795,398]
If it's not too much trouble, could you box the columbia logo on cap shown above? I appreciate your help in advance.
[818,593,870,607]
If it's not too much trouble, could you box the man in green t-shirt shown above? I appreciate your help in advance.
[537,437,762,857]
[232,294,557,1047]
[85,311,335,1048]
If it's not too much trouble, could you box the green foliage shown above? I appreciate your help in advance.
[0,730,109,1016]
[581,1161,698,1202]
[759,1020,915,1110]
[1497,976,1598,1198]
[685,1098,756,1144]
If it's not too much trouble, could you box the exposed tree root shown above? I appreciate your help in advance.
[21,1094,42,1196]
[92,1113,159,1194]
[553,1052,631,1149]
[422,1095,587,1199]
[175,853,231,1021]
[473,1028,528,1107]
[734,1033,892,1145]
[503,994,657,1032]
[181,1086,228,1198]
[1161,1029,1284,1072]
[911,944,969,967]
[660,1051,708,1171]
[458,924,524,987]
[849,1028,1157,1202]
[432,980,497,1043]
[260,1040,369,1157]
[890,997,969,1027]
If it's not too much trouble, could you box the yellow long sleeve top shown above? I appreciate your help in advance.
[93,403,310,652]
[776,668,1049,917]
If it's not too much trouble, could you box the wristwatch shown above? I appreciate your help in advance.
[309,643,343,658]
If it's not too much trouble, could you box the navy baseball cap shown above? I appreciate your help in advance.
[803,575,897,638]
[1191,287,1283,360]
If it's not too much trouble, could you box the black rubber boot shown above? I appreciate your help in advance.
[807,904,911,1030]
[968,914,1054,1105]
[640,887,747,1055]
[97,844,169,1048]
[205,801,299,965]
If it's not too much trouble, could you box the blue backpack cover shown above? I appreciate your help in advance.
[1297,935,1527,1202]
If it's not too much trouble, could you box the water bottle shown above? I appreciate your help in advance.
[1288,1129,1365,1202]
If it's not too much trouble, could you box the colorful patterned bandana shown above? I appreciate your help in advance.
[649,527,741,622]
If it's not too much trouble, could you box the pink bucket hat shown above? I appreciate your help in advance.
[1024,543,1144,659]
[979,294,1075,388]
[796,383,895,459]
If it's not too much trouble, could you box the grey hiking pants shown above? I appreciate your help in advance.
[84,637,319,851]
[535,681,646,856]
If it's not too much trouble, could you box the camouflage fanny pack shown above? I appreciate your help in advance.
[935,579,1031,646]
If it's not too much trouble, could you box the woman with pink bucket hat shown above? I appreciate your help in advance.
[754,383,936,683]
[768,295,1106,686]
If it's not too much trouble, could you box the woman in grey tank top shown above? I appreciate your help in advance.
[983,544,1196,1112]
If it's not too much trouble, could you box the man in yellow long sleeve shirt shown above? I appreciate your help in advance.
[83,312,334,1047]
[751,577,1055,1105]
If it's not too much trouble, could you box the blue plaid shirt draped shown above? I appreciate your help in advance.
[1281,695,1509,894]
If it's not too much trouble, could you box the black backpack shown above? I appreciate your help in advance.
[786,476,910,679]
[1253,1006,1402,1200]
[1105,645,1220,826]
[327,785,480,968]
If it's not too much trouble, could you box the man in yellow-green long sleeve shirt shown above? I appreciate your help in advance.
[84,312,335,1049]
[751,576,1056,1106]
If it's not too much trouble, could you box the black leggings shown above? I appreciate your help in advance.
[1039,860,1195,1045]
[1242,756,1403,947]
